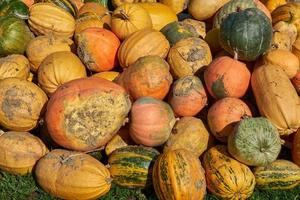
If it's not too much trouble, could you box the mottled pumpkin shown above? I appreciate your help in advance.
[181,18,206,38]
[0,55,30,80]
[292,129,300,166]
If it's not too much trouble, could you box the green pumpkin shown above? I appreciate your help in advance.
[228,117,282,167]
[0,16,32,57]
[39,0,78,17]
[219,8,272,61]
[84,0,108,7]
[0,0,29,19]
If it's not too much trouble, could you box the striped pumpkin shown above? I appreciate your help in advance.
[108,146,159,188]
[254,159,300,190]
[39,0,78,17]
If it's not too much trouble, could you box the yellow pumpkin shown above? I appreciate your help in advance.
[0,55,30,80]
[263,0,287,12]
[92,71,120,81]
[160,0,188,14]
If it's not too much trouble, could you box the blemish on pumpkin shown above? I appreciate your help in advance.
[211,75,228,99]
[187,48,205,62]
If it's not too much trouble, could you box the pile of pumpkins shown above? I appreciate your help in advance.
[1,0,300,199]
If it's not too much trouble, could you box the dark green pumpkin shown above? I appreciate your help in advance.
[0,16,32,57]
[0,0,29,19]
[219,8,272,61]
[39,0,78,17]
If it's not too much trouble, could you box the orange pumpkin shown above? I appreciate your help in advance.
[204,56,251,99]
[293,129,300,166]
[292,71,300,94]
[76,28,120,72]
[78,2,111,26]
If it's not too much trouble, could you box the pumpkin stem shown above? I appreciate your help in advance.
[114,9,130,20]
[280,139,285,145]
[123,117,129,126]
[241,114,250,120]
[106,177,113,184]
[0,130,4,137]
[234,51,238,60]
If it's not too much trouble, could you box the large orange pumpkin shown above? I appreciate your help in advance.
[76,28,120,72]
[293,129,300,166]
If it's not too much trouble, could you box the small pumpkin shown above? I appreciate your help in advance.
[92,71,120,81]
[78,2,111,26]
[292,129,300,166]
[130,97,176,147]
[0,0,29,19]
[39,0,78,17]
[0,54,30,80]
[292,70,300,94]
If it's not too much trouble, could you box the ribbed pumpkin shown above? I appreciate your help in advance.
[263,0,287,12]
[167,37,212,79]
[251,64,300,135]
[39,0,78,17]
[292,71,300,94]
[204,56,251,99]
[105,126,132,155]
[164,117,209,157]
[130,97,176,147]
[168,75,207,117]
[203,145,256,199]
[28,3,75,37]
[207,97,252,142]
[0,55,30,80]
[108,146,159,188]
[254,159,300,190]
[76,28,120,72]
[228,117,282,166]
[153,149,206,200]
[75,12,105,35]
[0,0,29,19]
[38,51,87,96]
[0,78,48,131]
[25,35,73,72]
[293,129,300,166]
[116,55,172,100]
[111,3,152,40]
[92,71,120,81]
[118,28,170,68]
[0,131,48,175]
[46,77,131,151]
[78,2,111,26]
[35,149,111,200]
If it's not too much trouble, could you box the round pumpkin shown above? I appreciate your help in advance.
[92,71,120,81]
[164,117,209,157]
[292,70,300,94]
[228,117,282,166]
[167,37,212,79]
[292,129,300,166]
[35,149,111,200]
[204,56,251,99]
[78,2,111,26]
[207,97,252,142]
[118,28,170,68]
[129,97,176,147]
[168,75,207,117]
[76,28,120,72]
[0,130,48,175]
[153,149,206,200]
[111,3,152,40]
[45,77,131,151]
[0,55,30,80]
[75,12,105,35]
[38,51,87,96]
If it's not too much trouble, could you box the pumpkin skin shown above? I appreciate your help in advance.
[38,51,87,96]
[92,71,120,81]
[160,0,188,14]
[39,0,78,17]
[164,117,209,157]
[105,126,132,155]
[111,3,152,40]
[78,2,111,26]
[263,0,287,12]
[0,0,29,20]
[207,97,252,142]
[220,8,272,61]
[167,37,212,79]
[0,16,32,57]
[251,64,300,135]
[112,0,156,8]
[203,145,256,199]
[108,145,159,188]
[130,97,176,147]
[76,28,120,72]
[181,19,206,39]
[22,0,34,7]
[254,0,272,20]
[168,75,207,117]
[118,28,170,68]
[153,149,206,200]
[204,28,222,53]
[292,129,300,166]
[0,131,48,175]
[45,77,131,151]
[292,71,300,94]
[0,55,30,80]
[273,21,297,46]
[35,149,111,200]
[75,13,105,35]
[204,56,251,99]
[293,36,300,59]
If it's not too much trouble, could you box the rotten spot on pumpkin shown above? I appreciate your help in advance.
[211,75,228,99]
[187,48,205,62]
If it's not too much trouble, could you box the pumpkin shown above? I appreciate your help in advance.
[130,97,176,147]
[0,130,48,175]
[254,159,300,190]
[207,97,252,142]
[35,149,111,200]
[251,64,300,135]
[76,28,120,72]
[293,36,300,59]
[38,51,87,96]
[188,0,230,20]
[84,0,108,7]
[273,21,297,46]
[0,0,29,19]
[0,16,32,57]
[181,18,206,39]
[78,2,111,26]
[0,55,30,80]
[270,31,293,51]
[118,28,170,68]
[112,0,156,7]
[263,0,287,12]
[263,49,299,78]
[0,78,48,131]
[92,71,119,81]
[75,12,106,35]
[228,117,282,166]
[117,55,173,100]
[39,0,78,17]
[168,75,207,117]
[28,3,75,37]
[203,145,256,199]
[292,71,300,94]
[204,56,251,99]
[153,149,206,200]
[293,129,300,166]
[108,145,159,188]
[105,126,132,155]
[167,37,212,79]
[137,3,177,30]
[111,3,152,40]
[164,117,209,157]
